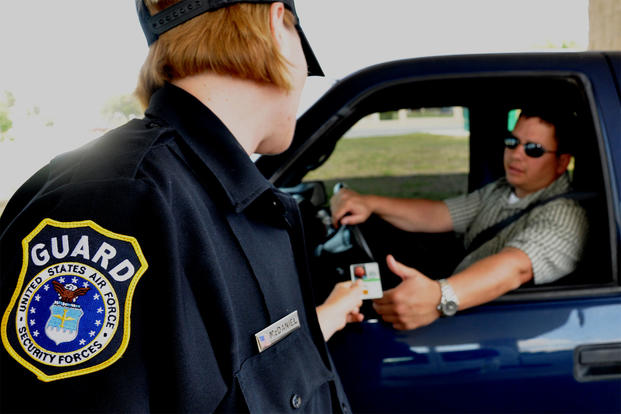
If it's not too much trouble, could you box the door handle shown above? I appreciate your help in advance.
[574,342,621,382]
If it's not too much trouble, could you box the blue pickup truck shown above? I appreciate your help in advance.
[257,52,621,413]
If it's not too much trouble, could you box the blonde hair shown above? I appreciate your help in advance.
[135,1,296,108]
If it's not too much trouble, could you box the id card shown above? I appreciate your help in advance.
[350,262,383,299]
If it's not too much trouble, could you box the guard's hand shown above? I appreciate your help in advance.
[330,188,372,228]
[316,280,365,341]
[373,255,442,330]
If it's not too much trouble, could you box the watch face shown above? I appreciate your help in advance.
[442,301,458,316]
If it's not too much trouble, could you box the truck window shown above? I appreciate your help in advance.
[301,75,615,295]
[304,106,470,201]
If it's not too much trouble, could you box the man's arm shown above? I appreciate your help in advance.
[373,249,532,330]
[447,247,532,308]
[330,189,453,233]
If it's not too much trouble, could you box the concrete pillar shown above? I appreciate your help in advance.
[589,0,621,50]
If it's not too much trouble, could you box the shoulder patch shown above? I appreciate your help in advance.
[1,219,148,382]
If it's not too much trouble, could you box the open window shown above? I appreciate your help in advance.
[304,106,470,201]
[270,73,616,302]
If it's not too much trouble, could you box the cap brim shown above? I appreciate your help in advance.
[295,24,324,77]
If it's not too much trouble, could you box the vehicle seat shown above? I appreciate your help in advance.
[547,150,612,287]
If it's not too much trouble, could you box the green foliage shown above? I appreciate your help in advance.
[379,111,399,120]
[0,111,12,134]
[0,91,15,142]
[101,94,143,124]
[26,105,40,117]
[306,133,469,179]
[320,174,468,201]
[407,107,454,118]
[538,40,580,49]
[304,132,470,199]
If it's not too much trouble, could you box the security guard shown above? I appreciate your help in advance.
[0,1,362,412]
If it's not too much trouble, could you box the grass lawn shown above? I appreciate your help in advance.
[304,132,469,200]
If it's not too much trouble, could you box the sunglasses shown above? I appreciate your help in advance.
[504,136,556,158]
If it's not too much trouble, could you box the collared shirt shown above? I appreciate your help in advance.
[444,173,588,284]
[0,83,350,413]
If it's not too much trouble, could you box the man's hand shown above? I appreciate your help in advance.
[330,188,373,227]
[372,255,442,330]
[331,189,453,233]
[316,280,365,341]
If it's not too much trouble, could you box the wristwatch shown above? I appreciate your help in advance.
[437,279,459,317]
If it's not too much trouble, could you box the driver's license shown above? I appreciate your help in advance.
[350,262,383,299]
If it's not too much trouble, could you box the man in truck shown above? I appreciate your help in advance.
[331,106,588,330]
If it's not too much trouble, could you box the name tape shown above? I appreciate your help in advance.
[254,311,300,353]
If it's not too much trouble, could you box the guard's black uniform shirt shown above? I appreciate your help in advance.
[0,83,351,413]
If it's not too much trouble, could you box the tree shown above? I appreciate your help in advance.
[0,91,15,142]
[101,94,143,126]
[26,104,54,128]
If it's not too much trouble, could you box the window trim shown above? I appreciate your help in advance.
[279,70,619,299]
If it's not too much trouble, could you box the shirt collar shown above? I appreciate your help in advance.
[502,172,571,208]
[145,83,273,212]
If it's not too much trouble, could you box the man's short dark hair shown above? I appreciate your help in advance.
[519,105,577,155]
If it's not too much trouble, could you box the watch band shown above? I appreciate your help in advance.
[437,279,459,317]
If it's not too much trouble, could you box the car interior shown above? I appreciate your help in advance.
[271,74,616,308]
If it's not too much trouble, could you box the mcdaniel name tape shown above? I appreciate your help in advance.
[254,311,300,352]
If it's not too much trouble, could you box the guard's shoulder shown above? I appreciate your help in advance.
[49,118,172,185]
[0,119,173,236]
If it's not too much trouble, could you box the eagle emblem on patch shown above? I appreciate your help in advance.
[1,219,148,382]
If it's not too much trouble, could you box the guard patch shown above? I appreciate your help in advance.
[1,219,148,382]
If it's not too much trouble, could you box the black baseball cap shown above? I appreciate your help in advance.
[136,0,324,76]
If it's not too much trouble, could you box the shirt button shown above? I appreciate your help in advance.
[342,402,349,413]
[290,393,302,409]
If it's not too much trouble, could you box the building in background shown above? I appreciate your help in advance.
[589,0,621,50]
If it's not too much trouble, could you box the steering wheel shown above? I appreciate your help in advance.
[314,182,374,262]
